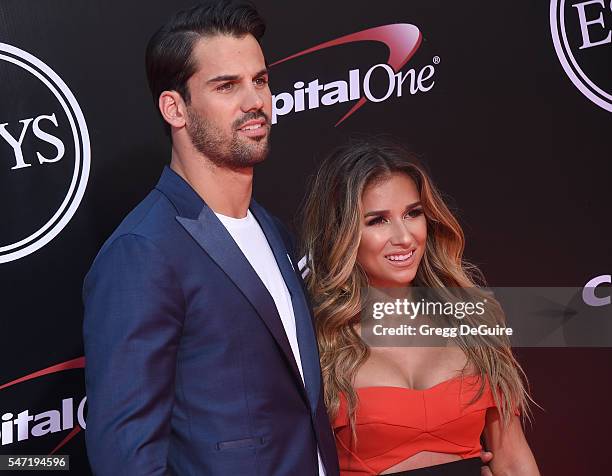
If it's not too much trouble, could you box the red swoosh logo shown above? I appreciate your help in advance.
[269,24,422,126]
[0,356,85,391]
[0,356,86,454]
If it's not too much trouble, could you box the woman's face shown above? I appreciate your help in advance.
[357,172,427,288]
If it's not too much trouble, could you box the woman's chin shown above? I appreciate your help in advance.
[370,275,416,289]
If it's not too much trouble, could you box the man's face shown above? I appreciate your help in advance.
[184,34,272,168]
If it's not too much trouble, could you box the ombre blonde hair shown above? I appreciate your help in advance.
[299,137,532,439]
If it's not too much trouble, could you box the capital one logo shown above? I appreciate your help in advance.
[550,1,612,112]
[269,24,436,126]
[583,274,611,306]
[0,43,90,263]
[0,357,86,453]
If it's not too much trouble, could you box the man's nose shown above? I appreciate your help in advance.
[241,84,265,112]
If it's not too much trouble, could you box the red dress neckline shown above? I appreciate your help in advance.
[333,374,494,475]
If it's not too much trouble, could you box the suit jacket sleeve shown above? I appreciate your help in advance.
[83,233,184,476]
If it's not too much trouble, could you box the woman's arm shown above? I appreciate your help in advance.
[483,407,540,476]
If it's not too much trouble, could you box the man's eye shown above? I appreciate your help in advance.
[254,77,268,87]
[405,208,424,219]
[217,82,233,92]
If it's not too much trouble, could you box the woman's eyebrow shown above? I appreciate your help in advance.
[363,201,422,217]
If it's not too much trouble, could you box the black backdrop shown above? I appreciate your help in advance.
[1,1,610,474]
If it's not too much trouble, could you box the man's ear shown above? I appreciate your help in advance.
[159,91,187,129]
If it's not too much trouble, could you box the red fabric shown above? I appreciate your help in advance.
[332,375,497,475]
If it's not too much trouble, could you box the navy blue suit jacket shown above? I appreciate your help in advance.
[83,167,339,476]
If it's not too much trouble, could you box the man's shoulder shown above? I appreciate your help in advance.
[93,188,184,264]
[112,189,177,236]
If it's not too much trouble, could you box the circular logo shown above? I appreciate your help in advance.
[551,0,612,112]
[0,43,90,263]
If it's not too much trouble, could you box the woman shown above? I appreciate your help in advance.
[300,138,539,475]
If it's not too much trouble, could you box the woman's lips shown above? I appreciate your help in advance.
[384,249,416,267]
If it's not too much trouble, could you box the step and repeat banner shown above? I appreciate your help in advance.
[1,1,610,474]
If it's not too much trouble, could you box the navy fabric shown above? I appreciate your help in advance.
[83,166,339,476]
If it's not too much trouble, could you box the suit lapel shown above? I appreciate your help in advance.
[155,167,307,401]
[250,201,321,411]
[177,210,308,398]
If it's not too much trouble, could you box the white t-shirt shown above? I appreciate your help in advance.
[216,210,326,476]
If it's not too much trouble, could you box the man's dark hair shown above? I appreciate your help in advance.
[145,0,266,135]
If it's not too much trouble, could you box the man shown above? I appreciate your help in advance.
[83,1,338,474]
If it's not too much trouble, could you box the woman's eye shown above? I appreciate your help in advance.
[405,208,424,219]
[366,217,386,226]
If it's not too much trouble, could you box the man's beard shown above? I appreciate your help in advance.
[185,107,270,168]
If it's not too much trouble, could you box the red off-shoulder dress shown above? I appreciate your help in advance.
[333,374,502,475]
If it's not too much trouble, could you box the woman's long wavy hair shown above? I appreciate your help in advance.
[299,137,532,440]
